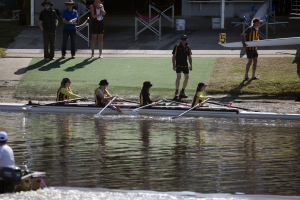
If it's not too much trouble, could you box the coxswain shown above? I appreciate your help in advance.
[191,82,212,107]
[140,81,153,106]
[56,78,87,102]
[95,79,122,112]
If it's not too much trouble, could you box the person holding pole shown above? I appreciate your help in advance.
[61,0,78,59]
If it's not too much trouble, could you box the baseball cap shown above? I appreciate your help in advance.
[0,131,7,141]
[198,82,207,88]
[181,35,188,41]
[253,18,262,24]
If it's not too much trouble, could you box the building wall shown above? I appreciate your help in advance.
[181,0,265,18]
[35,0,74,14]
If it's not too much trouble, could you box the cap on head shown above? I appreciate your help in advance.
[181,35,188,41]
[253,18,262,24]
[198,82,207,88]
[41,0,53,6]
[143,81,153,89]
[0,131,7,141]
[61,78,71,86]
[99,79,109,86]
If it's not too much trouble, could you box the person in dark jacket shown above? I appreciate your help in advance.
[39,0,58,61]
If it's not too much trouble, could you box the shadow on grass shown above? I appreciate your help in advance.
[64,58,96,71]
[229,79,253,94]
[39,58,72,71]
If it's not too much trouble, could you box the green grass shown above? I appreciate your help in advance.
[207,57,300,96]
[15,57,216,101]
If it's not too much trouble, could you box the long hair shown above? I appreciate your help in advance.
[195,86,201,93]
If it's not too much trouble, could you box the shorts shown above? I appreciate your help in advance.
[246,50,258,59]
[176,65,189,74]
[92,19,104,34]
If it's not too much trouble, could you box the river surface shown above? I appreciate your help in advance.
[0,112,299,199]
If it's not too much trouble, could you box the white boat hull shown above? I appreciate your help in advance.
[219,37,300,48]
[0,103,300,120]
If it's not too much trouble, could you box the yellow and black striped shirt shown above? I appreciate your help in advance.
[172,43,192,66]
[140,90,152,106]
[244,26,258,50]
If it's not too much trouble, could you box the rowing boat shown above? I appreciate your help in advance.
[0,102,300,120]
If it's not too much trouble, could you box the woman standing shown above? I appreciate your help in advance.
[90,0,106,58]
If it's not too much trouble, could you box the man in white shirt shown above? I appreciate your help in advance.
[0,131,15,167]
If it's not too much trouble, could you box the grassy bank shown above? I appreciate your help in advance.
[0,21,28,58]
[207,57,300,96]
[15,57,215,101]
[12,57,300,101]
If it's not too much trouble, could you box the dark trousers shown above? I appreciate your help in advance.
[43,31,56,59]
[62,28,76,56]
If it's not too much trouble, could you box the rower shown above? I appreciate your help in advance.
[57,78,87,102]
[95,79,122,113]
[191,82,212,107]
[140,81,153,106]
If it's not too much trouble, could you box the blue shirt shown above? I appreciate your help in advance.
[62,8,78,29]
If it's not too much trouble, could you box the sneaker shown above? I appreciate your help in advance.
[174,91,179,97]
[61,55,65,59]
[179,91,188,98]
[71,55,75,59]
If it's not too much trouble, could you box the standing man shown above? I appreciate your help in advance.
[61,0,78,59]
[241,18,262,80]
[172,35,192,99]
[0,131,15,167]
[39,0,58,61]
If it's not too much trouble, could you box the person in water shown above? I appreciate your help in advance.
[94,79,122,112]
[140,81,153,106]
[191,82,212,107]
[56,78,87,101]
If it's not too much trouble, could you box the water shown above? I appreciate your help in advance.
[0,112,300,199]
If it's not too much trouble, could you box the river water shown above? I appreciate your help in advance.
[0,112,299,199]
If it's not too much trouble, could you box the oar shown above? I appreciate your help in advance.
[132,99,165,112]
[171,98,211,119]
[207,101,259,112]
[93,96,117,118]
[21,98,84,110]
[117,99,140,104]
[165,99,190,107]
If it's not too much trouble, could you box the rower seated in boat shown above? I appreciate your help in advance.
[57,78,87,103]
[140,81,153,106]
[191,82,212,107]
[95,79,122,112]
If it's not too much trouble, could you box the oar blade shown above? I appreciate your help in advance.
[93,113,103,118]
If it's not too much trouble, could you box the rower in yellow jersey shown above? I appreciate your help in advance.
[94,79,122,112]
[191,82,212,107]
[56,78,87,102]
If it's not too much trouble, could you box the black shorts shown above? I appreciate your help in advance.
[92,19,104,34]
[246,50,258,59]
[176,65,189,74]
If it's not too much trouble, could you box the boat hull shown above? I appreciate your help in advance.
[0,103,299,120]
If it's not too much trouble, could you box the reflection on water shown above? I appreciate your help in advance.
[0,112,300,195]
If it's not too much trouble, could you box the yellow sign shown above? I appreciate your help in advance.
[219,33,226,43]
